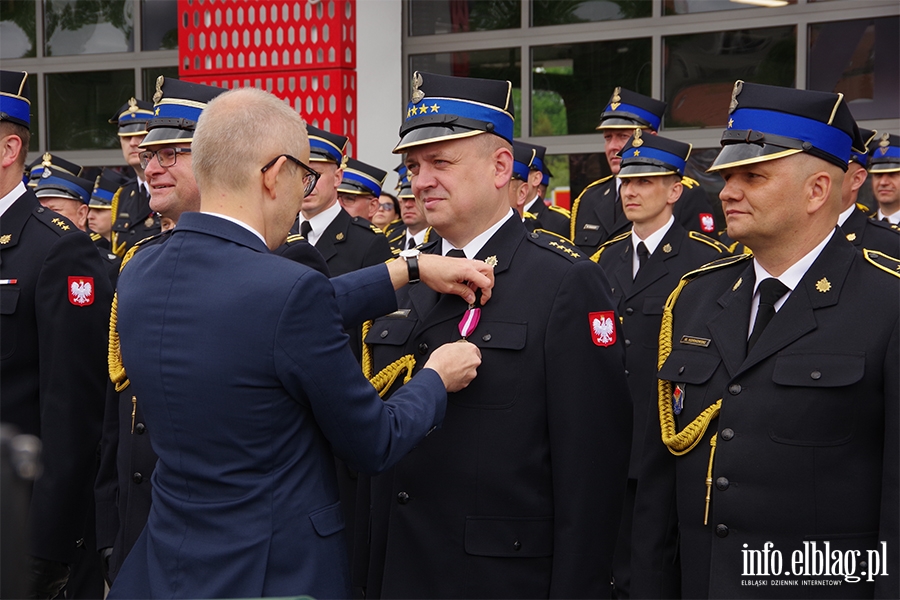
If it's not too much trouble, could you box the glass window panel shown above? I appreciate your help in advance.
[409,48,522,138]
[1,0,37,58]
[808,17,899,121]
[142,66,179,101]
[532,39,651,136]
[46,70,134,150]
[44,0,133,56]
[664,0,796,16]
[664,26,796,129]
[26,73,39,152]
[409,0,519,36]
[532,1,650,27]
[142,0,178,51]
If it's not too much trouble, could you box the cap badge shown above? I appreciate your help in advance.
[411,72,424,104]
[815,277,831,293]
[632,128,643,148]
[127,97,138,113]
[42,152,52,167]
[610,87,621,111]
[879,132,890,156]
[42,167,52,178]
[153,76,165,104]
[729,80,744,114]
[485,255,499,268]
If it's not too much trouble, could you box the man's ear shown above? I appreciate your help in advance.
[850,165,868,194]
[1,134,24,169]
[527,169,543,189]
[262,155,288,199]
[493,146,513,189]
[806,170,834,216]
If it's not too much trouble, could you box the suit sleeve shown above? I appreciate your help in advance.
[274,269,446,474]
[31,232,113,563]
[330,264,398,329]
[544,259,632,597]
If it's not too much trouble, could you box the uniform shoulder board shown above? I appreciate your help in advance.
[34,209,76,235]
[369,224,383,234]
[348,217,381,234]
[867,217,900,234]
[134,229,169,248]
[863,249,900,279]
[388,231,405,244]
[547,204,571,218]
[681,176,700,189]
[856,202,876,217]
[390,247,401,256]
[569,175,615,239]
[681,253,752,284]
[589,230,631,263]
[527,229,584,262]
[285,233,306,244]
[90,232,102,242]
[523,211,538,220]
[688,231,730,254]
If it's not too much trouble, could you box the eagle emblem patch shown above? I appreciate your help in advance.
[699,213,715,233]
[589,311,616,347]
[68,277,94,306]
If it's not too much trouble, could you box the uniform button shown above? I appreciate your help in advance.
[37,207,44,213]
[624,370,629,376]
[625,307,634,315]
[132,472,143,484]
[678,366,685,375]
[380,329,389,338]
[134,423,146,435]
[624,339,631,347]
[530,232,539,239]
[513,540,521,551]
[810,370,822,380]
[721,428,735,441]
[418,343,428,355]
[728,384,742,395]
[716,477,729,490]
[482,334,491,342]
[715,524,729,537]
[397,491,409,505]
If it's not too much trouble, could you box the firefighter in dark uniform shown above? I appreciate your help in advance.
[511,140,571,238]
[386,164,412,254]
[592,131,729,598]
[631,82,899,599]
[108,97,158,257]
[570,88,717,255]
[870,132,900,225]
[837,127,900,257]
[0,69,113,599]
[337,157,388,222]
[95,78,227,585]
[87,169,129,254]
[361,71,632,598]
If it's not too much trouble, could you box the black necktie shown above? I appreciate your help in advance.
[408,237,417,250]
[748,278,789,351]
[300,220,312,238]
[635,242,650,279]
[446,249,466,258]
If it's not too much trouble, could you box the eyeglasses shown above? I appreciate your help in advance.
[139,147,191,170]
[261,154,321,197]
[378,203,395,211]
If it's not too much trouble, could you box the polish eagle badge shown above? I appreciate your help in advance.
[68,276,94,306]
[589,311,616,347]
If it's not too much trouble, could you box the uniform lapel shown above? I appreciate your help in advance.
[316,208,350,263]
[838,208,865,248]
[630,225,683,298]
[706,262,754,377]
[0,190,36,259]
[610,242,634,300]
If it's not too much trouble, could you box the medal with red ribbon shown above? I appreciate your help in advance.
[457,290,482,341]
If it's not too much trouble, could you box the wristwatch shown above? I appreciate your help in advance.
[399,248,421,284]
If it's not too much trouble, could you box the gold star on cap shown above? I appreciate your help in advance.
[815,277,831,293]
[732,277,742,291]
[632,128,643,148]
[610,86,621,111]
[729,80,744,114]
[632,150,640,157]
[411,72,424,104]
[485,256,499,267]
[728,118,734,128]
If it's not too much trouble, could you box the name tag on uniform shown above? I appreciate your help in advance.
[583,224,600,231]
[385,309,411,318]
[680,335,711,347]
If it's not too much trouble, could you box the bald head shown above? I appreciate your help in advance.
[192,87,310,194]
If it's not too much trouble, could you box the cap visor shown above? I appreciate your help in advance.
[35,187,82,202]
[139,127,193,148]
[118,122,150,136]
[89,201,113,208]
[338,182,375,195]
[393,126,485,154]
[618,164,678,178]
[707,144,801,173]
[596,116,650,130]
[868,162,900,173]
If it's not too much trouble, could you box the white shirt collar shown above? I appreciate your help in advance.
[201,212,267,246]
[524,195,541,214]
[301,201,341,246]
[0,182,26,218]
[405,227,427,249]
[441,208,515,258]
[877,209,900,225]
[837,204,855,226]
[630,215,675,278]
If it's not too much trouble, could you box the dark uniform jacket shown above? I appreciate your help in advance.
[108,213,445,599]
[383,219,406,254]
[597,223,728,479]
[110,179,160,257]
[526,199,571,239]
[839,205,900,257]
[363,215,632,598]
[570,176,715,255]
[632,234,900,599]
[1,188,113,564]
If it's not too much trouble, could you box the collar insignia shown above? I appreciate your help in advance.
[336,232,345,241]
[846,232,857,241]
[732,277,742,291]
[662,243,672,253]
[0,234,11,244]
[815,277,831,293]
[485,255,499,267]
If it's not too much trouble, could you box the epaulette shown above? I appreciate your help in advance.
[863,249,900,279]
[90,232,102,242]
[390,247,401,256]
[589,230,631,263]
[35,210,76,235]
[688,231,730,254]
[526,229,584,262]
[370,224,383,234]
[679,252,751,284]
[681,176,700,189]
[569,174,615,240]
[285,233,306,244]
[856,202,876,217]
[523,211,538,220]
[547,204,571,218]
[423,227,436,243]
[867,217,900,234]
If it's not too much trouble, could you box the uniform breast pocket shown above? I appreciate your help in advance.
[658,349,722,415]
[641,296,666,316]
[1,288,19,359]
[768,352,864,446]
[451,320,526,409]
[364,316,417,347]
[576,227,603,249]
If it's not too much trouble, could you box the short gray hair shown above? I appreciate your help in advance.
[192,86,309,193]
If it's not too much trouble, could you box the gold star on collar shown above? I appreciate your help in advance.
[662,243,672,253]
[0,234,11,244]
[815,277,831,293]
[846,232,857,241]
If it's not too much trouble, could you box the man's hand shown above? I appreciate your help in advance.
[423,341,482,392]
[387,253,494,305]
